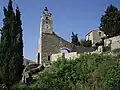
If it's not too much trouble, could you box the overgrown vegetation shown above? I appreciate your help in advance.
[112,48,120,54]
[13,54,120,90]
[80,39,92,47]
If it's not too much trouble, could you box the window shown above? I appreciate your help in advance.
[46,17,48,20]
[48,56,50,61]
[99,32,101,36]
[46,21,48,24]
[37,53,40,64]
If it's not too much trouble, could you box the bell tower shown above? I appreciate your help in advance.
[37,7,53,65]
[40,7,53,34]
[36,7,73,66]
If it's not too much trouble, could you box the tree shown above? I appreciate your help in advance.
[80,39,92,47]
[0,0,23,89]
[15,6,24,82]
[30,54,120,90]
[99,4,120,37]
[71,32,80,46]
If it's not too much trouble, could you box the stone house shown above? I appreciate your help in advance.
[86,29,105,46]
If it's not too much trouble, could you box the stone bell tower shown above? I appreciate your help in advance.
[40,7,53,34]
[36,7,73,66]
[37,7,53,65]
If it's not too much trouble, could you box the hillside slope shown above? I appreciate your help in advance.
[13,53,120,90]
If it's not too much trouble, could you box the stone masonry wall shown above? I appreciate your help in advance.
[41,33,73,65]
[51,52,80,62]
[104,35,120,50]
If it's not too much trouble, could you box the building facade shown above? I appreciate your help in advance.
[86,29,105,46]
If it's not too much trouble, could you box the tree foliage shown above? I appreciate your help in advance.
[99,4,120,37]
[71,32,80,46]
[15,6,24,81]
[26,53,120,90]
[80,39,92,47]
[0,0,23,89]
[71,32,92,47]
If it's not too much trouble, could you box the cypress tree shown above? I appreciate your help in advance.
[0,3,14,88]
[71,32,80,46]
[15,6,24,81]
[0,0,23,88]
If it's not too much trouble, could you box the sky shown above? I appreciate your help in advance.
[0,0,120,61]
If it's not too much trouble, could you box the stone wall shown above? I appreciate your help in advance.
[41,33,95,66]
[104,35,120,50]
[41,33,73,65]
[51,52,80,62]
[51,53,63,62]
[65,52,80,60]
[92,30,104,45]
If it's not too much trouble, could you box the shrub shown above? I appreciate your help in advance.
[103,46,111,52]
[11,83,40,90]
[80,39,92,47]
[112,48,120,54]
[34,54,120,90]
[13,54,120,90]
[11,84,27,90]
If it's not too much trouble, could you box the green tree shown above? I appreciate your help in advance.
[15,6,24,81]
[99,4,120,37]
[80,39,92,47]
[71,32,80,46]
[33,54,120,90]
[0,0,23,89]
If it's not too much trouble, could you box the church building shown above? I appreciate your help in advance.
[36,7,94,66]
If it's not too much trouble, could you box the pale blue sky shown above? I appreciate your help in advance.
[0,0,120,61]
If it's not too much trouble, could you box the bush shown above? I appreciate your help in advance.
[112,48,120,54]
[13,54,120,90]
[103,46,111,52]
[11,84,27,90]
[34,54,120,90]
[80,39,92,47]
[11,83,40,90]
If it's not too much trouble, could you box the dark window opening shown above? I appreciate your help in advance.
[37,53,40,64]
[46,17,48,20]
[48,56,50,61]
[46,21,48,24]
[62,53,65,59]
[99,32,101,36]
